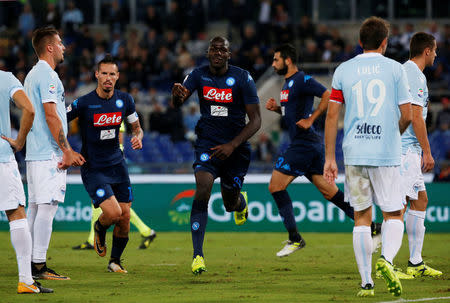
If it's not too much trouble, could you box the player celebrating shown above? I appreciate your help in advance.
[324,17,412,297]
[399,32,442,277]
[67,55,143,273]
[73,122,156,250]
[1,70,53,294]
[25,26,85,281]
[171,36,261,275]
[266,44,381,257]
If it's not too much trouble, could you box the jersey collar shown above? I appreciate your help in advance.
[356,53,383,58]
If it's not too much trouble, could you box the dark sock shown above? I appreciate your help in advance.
[329,190,355,220]
[95,220,109,231]
[236,193,246,212]
[110,236,129,261]
[191,199,208,258]
[32,262,46,271]
[272,190,301,242]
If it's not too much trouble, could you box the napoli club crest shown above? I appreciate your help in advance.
[288,80,294,88]
[96,188,105,197]
[200,153,209,162]
[226,77,235,86]
[116,99,124,108]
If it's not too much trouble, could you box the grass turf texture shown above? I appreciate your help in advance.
[0,232,448,302]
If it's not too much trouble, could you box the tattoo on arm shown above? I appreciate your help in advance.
[58,128,69,150]
[131,121,143,139]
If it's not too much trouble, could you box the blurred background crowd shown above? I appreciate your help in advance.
[1,0,449,180]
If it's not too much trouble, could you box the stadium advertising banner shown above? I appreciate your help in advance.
[0,175,448,232]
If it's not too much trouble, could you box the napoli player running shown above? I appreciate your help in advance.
[67,55,143,273]
[324,17,412,297]
[0,71,52,294]
[266,44,381,257]
[25,27,85,281]
[399,32,442,278]
[171,36,261,275]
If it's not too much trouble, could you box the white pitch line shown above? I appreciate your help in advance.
[377,296,450,303]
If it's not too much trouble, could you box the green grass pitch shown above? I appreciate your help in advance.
[1,232,449,302]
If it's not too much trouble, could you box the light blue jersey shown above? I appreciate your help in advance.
[401,60,428,154]
[25,60,66,161]
[0,71,24,162]
[331,53,411,166]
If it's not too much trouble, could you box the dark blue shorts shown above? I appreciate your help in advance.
[193,141,251,190]
[81,160,133,208]
[274,140,325,178]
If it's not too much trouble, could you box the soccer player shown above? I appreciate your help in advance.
[266,44,381,257]
[399,32,442,277]
[25,26,85,281]
[1,71,53,294]
[324,17,412,297]
[67,55,143,273]
[72,122,156,250]
[171,36,261,275]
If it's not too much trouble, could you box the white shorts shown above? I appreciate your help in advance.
[0,159,26,211]
[344,165,404,212]
[27,154,66,204]
[400,150,426,201]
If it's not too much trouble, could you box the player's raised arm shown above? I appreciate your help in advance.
[171,83,191,108]
[1,90,35,152]
[265,97,282,114]
[324,100,341,185]
[43,102,85,168]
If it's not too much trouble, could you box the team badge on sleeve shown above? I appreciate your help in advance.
[200,153,209,162]
[49,84,56,94]
[247,73,253,82]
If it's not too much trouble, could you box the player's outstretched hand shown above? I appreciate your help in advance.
[265,98,278,111]
[131,136,143,150]
[323,160,338,185]
[422,152,435,172]
[296,118,313,130]
[210,142,235,160]
[1,135,25,152]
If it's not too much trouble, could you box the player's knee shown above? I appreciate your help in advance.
[268,182,283,194]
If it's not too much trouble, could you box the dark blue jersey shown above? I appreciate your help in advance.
[67,90,137,168]
[280,71,327,143]
[183,65,259,145]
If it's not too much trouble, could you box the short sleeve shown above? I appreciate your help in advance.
[183,68,200,93]
[404,67,424,107]
[39,75,58,104]
[66,98,80,122]
[397,65,412,106]
[7,72,23,99]
[241,71,259,104]
[330,66,344,104]
[302,75,327,98]
[125,94,136,116]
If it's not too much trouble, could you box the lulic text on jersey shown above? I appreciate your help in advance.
[183,65,259,144]
[67,90,137,168]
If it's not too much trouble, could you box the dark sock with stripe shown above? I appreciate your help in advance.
[236,193,246,212]
[191,199,208,258]
[272,190,301,242]
[110,236,129,262]
[329,190,354,220]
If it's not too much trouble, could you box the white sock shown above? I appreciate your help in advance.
[10,219,34,285]
[32,203,58,263]
[27,202,38,239]
[353,225,373,287]
[381,219,404,264]
[406,210,426,265]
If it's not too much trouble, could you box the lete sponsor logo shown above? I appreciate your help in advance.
[280,90,289,102]
[93,112,122,127]
[203,86,233,103]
